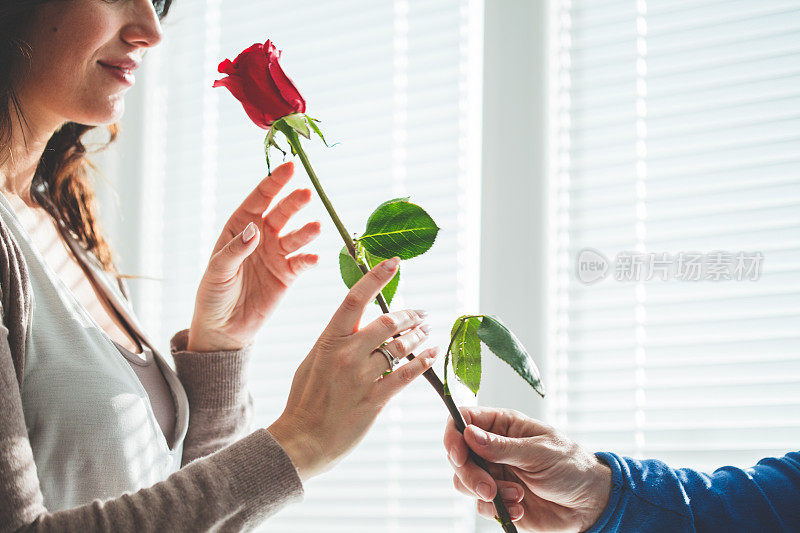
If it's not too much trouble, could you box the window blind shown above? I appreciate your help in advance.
[548,0,800,472]
[134,0,482,531]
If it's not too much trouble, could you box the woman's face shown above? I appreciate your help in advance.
[16,0,163,129]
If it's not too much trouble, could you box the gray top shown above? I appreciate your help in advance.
[0,189,186,510]
[112,339,177,448]
[0,184,305,531]
[22,179,179,452]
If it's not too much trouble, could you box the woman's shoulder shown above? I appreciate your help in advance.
[0,213,32,293]
[0,210,32,287]
[0,213,34,387]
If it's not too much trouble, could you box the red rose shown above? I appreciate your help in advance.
[213,40,306,129]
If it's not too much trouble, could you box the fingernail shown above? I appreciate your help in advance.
[476,482,493,501]
[382,257,399,271]
[420,324,432,334]
[501,487,520,500]
[242,222,257,243]
[425,346,440,362]
[508,505,523,519]
[416,309,428,318]
[470,426,488,446]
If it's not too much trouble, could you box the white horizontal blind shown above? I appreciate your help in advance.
[549,0,800,472]
[134,0,482,531]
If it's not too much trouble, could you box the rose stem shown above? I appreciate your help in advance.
[288,134,518,533]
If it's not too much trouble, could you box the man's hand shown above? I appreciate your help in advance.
[443,406,612,532]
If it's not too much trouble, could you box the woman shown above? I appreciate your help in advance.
[0,0,439,530]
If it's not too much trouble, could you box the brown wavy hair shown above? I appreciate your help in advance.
[0,0,173,276]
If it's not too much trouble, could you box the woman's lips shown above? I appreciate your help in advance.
[98,62,135,87]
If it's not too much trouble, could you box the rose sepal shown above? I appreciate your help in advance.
[264,113,328,173]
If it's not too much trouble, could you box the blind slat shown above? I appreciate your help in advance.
[550,0,800,471]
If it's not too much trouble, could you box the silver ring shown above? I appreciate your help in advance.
[376,346,399,371]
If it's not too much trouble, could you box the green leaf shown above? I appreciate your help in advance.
[477,315,545,397]
[357,200,439,260]
[283,113,311,139]
[364,248,399,305]
[449,316,483,395]
[375,196,411,210]
[338,245,363,290]
[338,245,400,306]
[306,116,329,146]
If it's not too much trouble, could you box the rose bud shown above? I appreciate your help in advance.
[213,39,306,129]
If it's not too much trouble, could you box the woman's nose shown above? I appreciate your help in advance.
[120,0,164,49]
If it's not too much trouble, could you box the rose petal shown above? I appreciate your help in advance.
[213,39,307,128]
[213,75,271,129]
[217,58,235,74]
[238,43,295,121]
[265,43,306,114]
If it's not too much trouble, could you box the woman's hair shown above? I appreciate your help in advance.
[0,0,173,276]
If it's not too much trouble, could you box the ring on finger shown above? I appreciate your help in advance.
[375,346,399,371]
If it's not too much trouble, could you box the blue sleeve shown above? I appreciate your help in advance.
[584,451,800,532]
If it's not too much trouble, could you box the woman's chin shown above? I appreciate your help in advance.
[74,98,125,126]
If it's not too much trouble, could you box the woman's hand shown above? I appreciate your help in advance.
[443,407,612,532]
[268,256,440,481]
[187,161,321,352]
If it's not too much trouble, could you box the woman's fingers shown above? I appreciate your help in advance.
[357,309,428,350]
[373,346,439,401]
[205,222,261,283]
[286,253,319,277]
[236,161,295,217]
[380,323,431,360]
[325,257,400,336]
[264,187,313,232]
[279,221,322,255]
[360,323,431,379]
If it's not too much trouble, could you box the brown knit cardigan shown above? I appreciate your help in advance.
[0,212,304,532]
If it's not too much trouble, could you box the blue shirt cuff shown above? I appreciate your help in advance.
[583,452,625,533]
